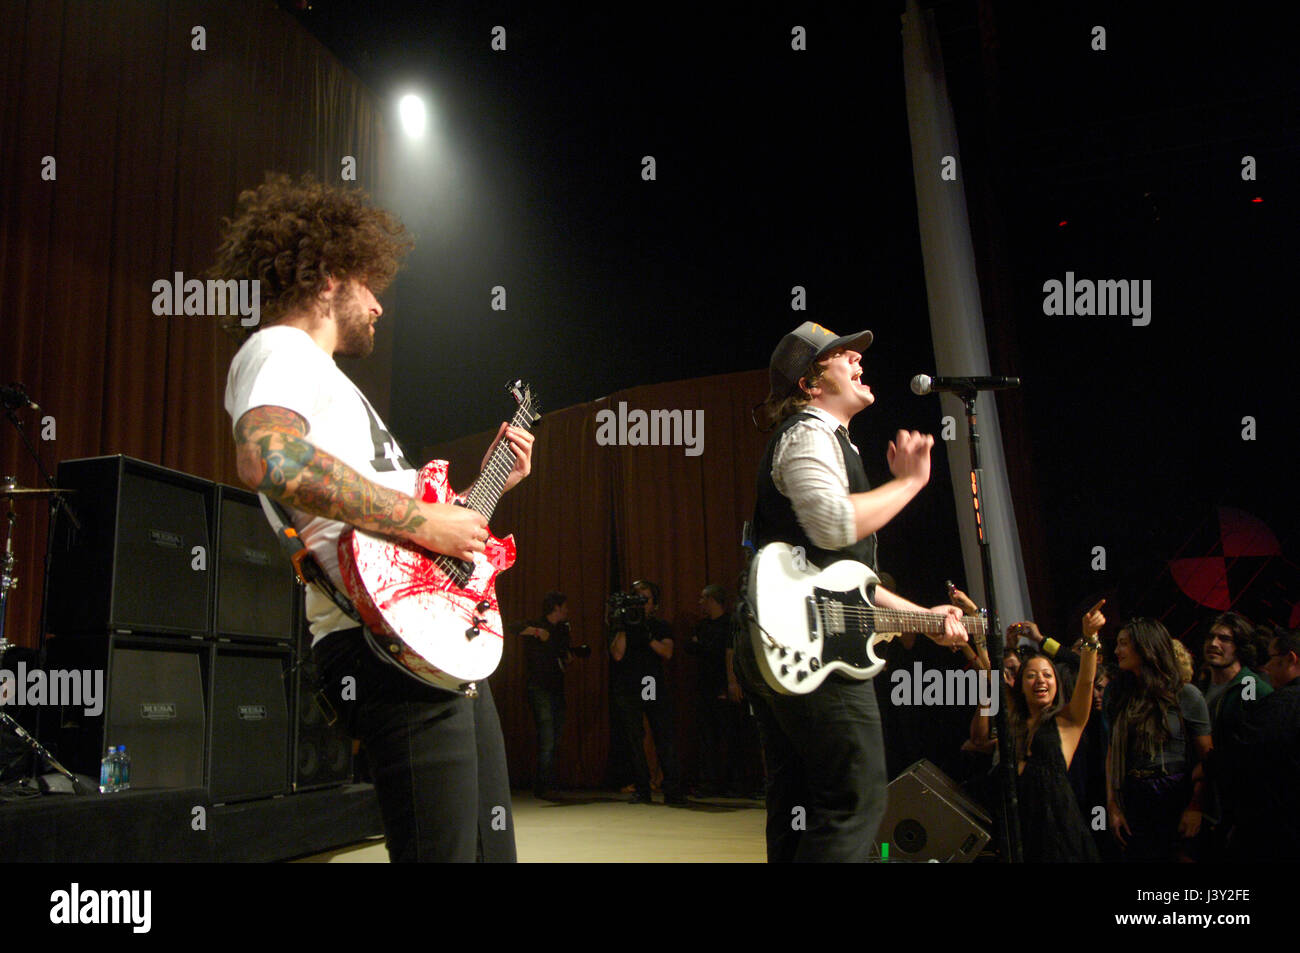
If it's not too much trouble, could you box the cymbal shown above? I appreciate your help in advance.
[0,478,75,498]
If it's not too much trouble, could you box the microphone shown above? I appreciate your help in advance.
[1,383,40,411]
[910,374,1020,396]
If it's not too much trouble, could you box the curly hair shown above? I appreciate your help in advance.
[209,173,412,342]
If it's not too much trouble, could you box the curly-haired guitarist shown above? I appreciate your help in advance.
[214,174,533,862]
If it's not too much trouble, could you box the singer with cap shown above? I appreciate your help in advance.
[740,321,968,862]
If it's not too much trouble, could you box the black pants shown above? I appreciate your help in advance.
[611,688,682,799]
[750,677,887,862]
[312,627,516,863]
[696,692,745,793]
[526,683,565,794]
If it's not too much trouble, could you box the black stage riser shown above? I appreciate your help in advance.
[0,784,383,863]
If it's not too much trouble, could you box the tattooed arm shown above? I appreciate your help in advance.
[234,405,488,562]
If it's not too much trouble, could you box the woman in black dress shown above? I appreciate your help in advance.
[1006,601,1105,862]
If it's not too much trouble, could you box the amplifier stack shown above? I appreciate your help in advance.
[41,455,353,801]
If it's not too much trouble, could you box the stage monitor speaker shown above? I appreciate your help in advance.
[47,456,212,637]
[208,643,291,802]
[44,633,209,790]
[875,759,991,863]
[214,484,296,641]
[292,618,353,791]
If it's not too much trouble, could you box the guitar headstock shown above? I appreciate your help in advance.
[507,379,542,424]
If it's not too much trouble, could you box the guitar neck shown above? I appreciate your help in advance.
[462,404,535,520]
[870,607,987,637]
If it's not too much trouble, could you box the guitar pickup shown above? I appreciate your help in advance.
[805,597,818,641]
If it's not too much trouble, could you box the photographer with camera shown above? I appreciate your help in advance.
[608,580,685,805]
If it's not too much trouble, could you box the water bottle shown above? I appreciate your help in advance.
[99,746,116,793]
[118,745,131,791]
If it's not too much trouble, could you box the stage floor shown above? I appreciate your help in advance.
[296,790,768,863]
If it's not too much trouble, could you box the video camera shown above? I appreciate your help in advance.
[606,590,648,628]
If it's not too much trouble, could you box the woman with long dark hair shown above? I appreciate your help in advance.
[1005,602,1104,862]
[971,601,1105,861]
[1106,618,1213,862]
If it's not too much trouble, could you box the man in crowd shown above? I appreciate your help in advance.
[519,592,573,799]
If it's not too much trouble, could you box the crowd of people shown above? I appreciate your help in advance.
[946,598,1298,863]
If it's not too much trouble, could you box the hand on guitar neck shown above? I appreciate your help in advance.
[405,422,535,562]
[873,584,969,648]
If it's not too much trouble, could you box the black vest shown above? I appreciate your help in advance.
[752,411,878,571]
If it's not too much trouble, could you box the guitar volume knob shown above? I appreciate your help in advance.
[476,600,490,612]
[465,626,480,640]
[796,670,808,682]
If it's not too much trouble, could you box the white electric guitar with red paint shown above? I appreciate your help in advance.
[337,381,540,695]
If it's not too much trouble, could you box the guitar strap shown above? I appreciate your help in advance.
[257,494,363,625]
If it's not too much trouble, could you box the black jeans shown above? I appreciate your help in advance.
[312,627,516,863]
[526,683,565,794]
[750,677,887,862]
[611,688,682,799]
[696,693,745,793]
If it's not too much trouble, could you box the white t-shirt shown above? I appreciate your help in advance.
[224,326,418,641]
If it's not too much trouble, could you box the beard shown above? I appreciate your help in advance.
[332,283,375,358]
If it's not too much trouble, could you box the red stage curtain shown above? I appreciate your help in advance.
[424,369,770,789]
[0,0,393,649]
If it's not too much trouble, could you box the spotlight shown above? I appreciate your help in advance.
[399,94,427,139]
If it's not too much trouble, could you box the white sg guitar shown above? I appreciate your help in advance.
[747,542,988,695]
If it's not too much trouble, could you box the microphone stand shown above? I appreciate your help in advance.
[956,387,1023,864]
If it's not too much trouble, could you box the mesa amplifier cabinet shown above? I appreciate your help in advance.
[214,484,296,641]
[44,633,209,790]
[208,643,291,802]
[874,759,992,863]
[47,456,212,637]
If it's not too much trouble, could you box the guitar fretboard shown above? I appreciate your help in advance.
[822,603,987,637]
[430,390,539,586]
